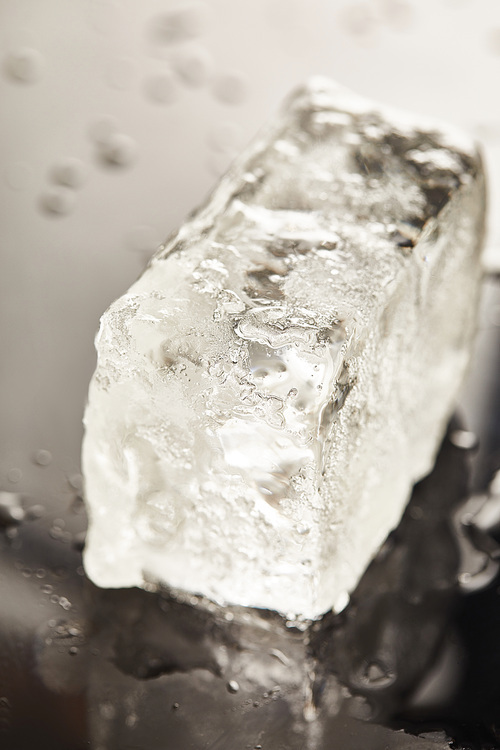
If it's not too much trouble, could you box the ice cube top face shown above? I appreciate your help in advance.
[82,79,486,619]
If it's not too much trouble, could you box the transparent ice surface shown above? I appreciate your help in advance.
[82,78,486,618]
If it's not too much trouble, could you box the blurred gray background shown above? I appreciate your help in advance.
[1,0,500,502]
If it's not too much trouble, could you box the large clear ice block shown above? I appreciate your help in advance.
[82,78,486,618]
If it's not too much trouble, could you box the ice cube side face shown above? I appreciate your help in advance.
[82,79,486,619]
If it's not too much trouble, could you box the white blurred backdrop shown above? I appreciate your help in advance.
[1,0,500,500]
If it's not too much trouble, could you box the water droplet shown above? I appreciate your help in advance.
[33,448,52,466]
[68,646,79,656]
[4,161,33,190]
[88,115,119,144]
[35,568,46,579]
[143,72,178,105]
[149,3,208,45]
[68,473,83,491]
[40,186,76,216]
[449,429,478,451]
[173,45,213,87]
[41,584,53,594]
[50,158,87,189]
[172,701,180,710]
[212,71,248,105]
[4,47,44,83]
[98,132,137,167]
[26,503,45,519]
[227,680,239,694]
[7,468,22,484]
[364,661,395,686]
[100,701,116,720]
[0,492,25,527]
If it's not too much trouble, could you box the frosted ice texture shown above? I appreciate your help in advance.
[82,78,486,619]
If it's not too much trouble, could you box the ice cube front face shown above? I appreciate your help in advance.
[82,79,486,619]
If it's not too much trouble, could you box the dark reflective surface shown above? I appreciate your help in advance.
[1,277,500,750]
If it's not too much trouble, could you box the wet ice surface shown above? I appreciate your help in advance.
[82,79,485,618]
[4,381,500,749]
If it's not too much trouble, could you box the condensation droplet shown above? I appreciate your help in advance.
[26,503,45,519]
[207,121,242,154]
[34,449,53,466]
[40,186,76,216]
[227,680,239,694]
[69,473,83,491]
[88,115,119,144]
[58,596,72,611]
[51,158,87,189]
[7,468,22,484]
[449,429,478,451]
[143,72,178,105]
[98,132,137,167]
[212,71,248,105]
[4,161,33,191]
[4,47,44,84]
[173,45,213,87]
[149,2,208,46]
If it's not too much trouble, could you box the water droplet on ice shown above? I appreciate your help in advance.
[449,429,478,451]
[227,680,239,693]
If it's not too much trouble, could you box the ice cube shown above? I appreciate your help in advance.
[82,78,486,619]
